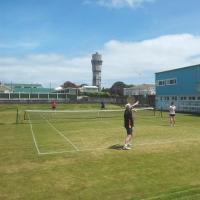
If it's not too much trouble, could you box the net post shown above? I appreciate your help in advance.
[24,111,27,120]
[160,107,163,118]
[153,107,156,116]
[16,108,19,124]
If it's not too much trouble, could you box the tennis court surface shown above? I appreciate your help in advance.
[1,104,200,200]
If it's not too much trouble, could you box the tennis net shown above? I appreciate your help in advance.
[23,107,154,122]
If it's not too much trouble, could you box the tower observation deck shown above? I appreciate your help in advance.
[91,52,103,91]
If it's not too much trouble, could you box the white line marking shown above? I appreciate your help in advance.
[40,114,79,151]
[141,187,200,200]
[37,138,200,155]
[27,113,41,154]
[135,138,200,146]
[39,147,106,155]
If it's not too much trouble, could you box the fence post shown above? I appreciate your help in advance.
[16,108,19,124]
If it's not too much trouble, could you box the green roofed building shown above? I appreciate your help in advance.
[0,83,78,103]
[4,83,55,93]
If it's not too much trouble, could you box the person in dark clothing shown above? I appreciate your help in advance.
[101,101,105,109]
[123,101,139,150]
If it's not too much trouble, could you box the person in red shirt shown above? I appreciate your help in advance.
[51,100,57,110]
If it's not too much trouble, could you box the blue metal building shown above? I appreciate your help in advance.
[155,64,200,113]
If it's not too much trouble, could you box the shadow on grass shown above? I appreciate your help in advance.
[108,144,124,150]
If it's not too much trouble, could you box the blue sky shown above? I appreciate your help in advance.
[1,0,200,88]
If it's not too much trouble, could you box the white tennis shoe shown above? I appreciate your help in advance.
[123,145,131,150]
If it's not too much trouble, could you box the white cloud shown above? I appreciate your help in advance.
[0,54,92,87]
[84,0,155,8]
[101,34,200,84]
[0,41,39,49]
[1,33,200,87]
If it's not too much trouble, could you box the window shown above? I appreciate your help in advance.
[188,97,196,100]
[181,97,187,100]
[172,96,177,101]
[163,96,169,100]
[157,78,177,87]
[170,79,176,84]
[166,78,177,85]
[157,80,165,86]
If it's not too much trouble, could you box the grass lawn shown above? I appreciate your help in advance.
[0,103,200,200]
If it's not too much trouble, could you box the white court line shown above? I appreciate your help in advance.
[27,113,41,154]
[135,138,200,147]
[38,138,200,155]
[40,113,79,151]
[141,187,200,200]
[39,147,106,155]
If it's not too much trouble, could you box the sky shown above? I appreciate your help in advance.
[1,0,200,88]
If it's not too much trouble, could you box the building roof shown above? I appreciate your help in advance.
[124,84,155,90]
[13,87,55,93]
[155,64,200,74]
[5,83,43,87]
[82,85,98,89]
[0,84,12,92]
[4,83,55,93]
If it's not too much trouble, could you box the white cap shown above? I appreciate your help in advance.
[125,103,131,109]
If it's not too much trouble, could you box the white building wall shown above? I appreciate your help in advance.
[80,86,98,93]
[124,85,155,96]
[156,95,200,113]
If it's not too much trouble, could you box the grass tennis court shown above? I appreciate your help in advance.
[0,103,200,200]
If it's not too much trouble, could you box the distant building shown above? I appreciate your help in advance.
[79,85,98,93]
[4,83,54,93]
[0,83,12,93]
[155,64,200,113]
[124,84,155,96]
[55,86,78,95]
[0,83,78,102]
[91,52,102,91]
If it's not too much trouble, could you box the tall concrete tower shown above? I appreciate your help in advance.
[91,52,102,91]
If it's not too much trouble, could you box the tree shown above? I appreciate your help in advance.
[62,81,78,88]
[109,81,135,96]
[101,87,110,93]
[109,81,127,96]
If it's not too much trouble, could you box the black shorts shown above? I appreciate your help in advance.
[169,114,175,117]
[125,127,133,135]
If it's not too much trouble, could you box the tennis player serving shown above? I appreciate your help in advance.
[123,100,139,150]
